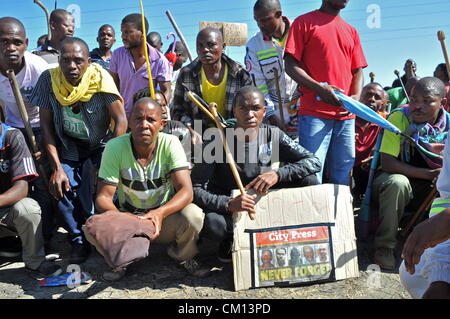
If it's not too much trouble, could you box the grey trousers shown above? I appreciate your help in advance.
[0,198,45,269]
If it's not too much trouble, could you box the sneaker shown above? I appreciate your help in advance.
[26,260,62,279]
[69,243,90,264]
[180,258,212,278]
[101,268,127,282]
[0,236,22,258]
[374,247,396,270]
[217,240,233,263]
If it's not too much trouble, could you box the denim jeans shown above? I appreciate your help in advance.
[57,148,102,245]
[298,115,355,186]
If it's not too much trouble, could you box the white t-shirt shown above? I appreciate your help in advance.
[0,51,49,128]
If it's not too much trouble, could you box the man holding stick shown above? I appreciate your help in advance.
[172,28,252,143]
[0,17,56,253]
[245,0,299,136]
[30,37,127,263]
[372,77,449,270]
[110,14,172,119]
[191,86,320,262]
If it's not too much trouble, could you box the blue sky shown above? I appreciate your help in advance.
[3,0,450,88]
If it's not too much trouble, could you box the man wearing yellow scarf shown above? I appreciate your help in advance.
[30,37,127,264]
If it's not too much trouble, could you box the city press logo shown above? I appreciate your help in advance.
[366,264,382,289]
[367,4,381,29]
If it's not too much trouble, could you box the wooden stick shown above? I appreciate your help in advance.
[272,68,286,132]
[438,31,450,80]
[186,91,226,128]
[140,0,156,100]
[33,0,51,42]
[209,103,255,220]
[166,10,194,63]
[6,69,48,185]
[401,186,438,237]
[369,72,375,83]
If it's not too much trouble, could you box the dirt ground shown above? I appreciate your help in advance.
[0,214,411,300]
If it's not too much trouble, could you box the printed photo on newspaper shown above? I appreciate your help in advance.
[252,225,333,288]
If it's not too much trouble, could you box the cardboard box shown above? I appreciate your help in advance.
[232,184,359,291]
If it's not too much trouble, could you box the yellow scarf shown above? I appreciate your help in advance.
[49,63,123,106]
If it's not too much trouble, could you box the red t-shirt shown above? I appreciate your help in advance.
[354,120,381,167]
[285,10,368,120]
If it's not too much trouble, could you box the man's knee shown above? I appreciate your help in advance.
[180,203,204,233]
[376,173,412,198]
[10,198,42,223]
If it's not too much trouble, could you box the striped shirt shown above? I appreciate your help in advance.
[30,70,120,161]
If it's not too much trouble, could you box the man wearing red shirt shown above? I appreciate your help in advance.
[284,0,367,185]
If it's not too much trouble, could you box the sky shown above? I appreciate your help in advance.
[2,0,450,88]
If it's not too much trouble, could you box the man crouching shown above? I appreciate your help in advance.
[86,97,206,281]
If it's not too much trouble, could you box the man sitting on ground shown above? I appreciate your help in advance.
[191,86,321,262]
[91,97,206,281]
[372,77,449,270]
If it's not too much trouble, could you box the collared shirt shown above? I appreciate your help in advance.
[172,54,252,128]
[89,48,112,70]
[32,41,60,68]
[0,51,49,128]
[110,45,172,118]
[30,70,120,161]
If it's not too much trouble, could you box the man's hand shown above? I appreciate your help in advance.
[401,209,450,275]
[138,209,164,240]
[49,168,70,200]
[188,127,203,145]
[245,171,279,195]
[317,84,344,107]
[227,193,257,215]
[33,151,42,161]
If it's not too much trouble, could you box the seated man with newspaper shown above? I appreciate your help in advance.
[191,86,321,262]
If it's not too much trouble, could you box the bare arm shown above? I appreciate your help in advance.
[0,180,28,208]
[158,81,172,104]
[380,153,440,181]
[349,68,364,101]
[95,181,120,213]
[284,53,342,107]
[107,99,128,138]
[40,108,70,199]
[109,71,120,92]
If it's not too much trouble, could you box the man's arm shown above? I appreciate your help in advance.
[95,181,120,213]
[109,71,120,92]
[140,169,193,238]
[107,99,128,138]
[40,108,70,199]
[158,81,172,104]
[0,180,28,208]
[284,53,342,107]
[349,68,364,101]
[380,153,440,181]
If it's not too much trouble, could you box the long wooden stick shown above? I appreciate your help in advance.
[185,91,226,128]
[33,0,51,42]
[401,186,438,237]
[166,10,194,63]
[438,31,450,80]
[140,0,156,100]
[6,69,48,184]
[209,103,255,220]
[273,68,286,132]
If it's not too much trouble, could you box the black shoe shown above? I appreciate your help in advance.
[69,243,90,264]
[0,236,22,258]
[26,260,62,279]
[217,239,233,263]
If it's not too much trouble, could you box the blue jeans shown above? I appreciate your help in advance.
[298,115,355,186]
[57,149,102,245]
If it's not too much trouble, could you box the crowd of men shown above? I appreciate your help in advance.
[0,0,448,298]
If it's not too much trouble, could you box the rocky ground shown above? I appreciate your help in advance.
[0,217,411,301]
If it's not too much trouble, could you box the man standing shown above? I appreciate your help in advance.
[0,119,61,278]
[0,17,55,250]
[172,28,252,141]
[245,0,299,135]
[33,9,74,68]
[284,0,367,185]
[31,37,127,263]
[92,97,206,281]
[372,77,449,270]
[90,24,116,70]
[110,14,172,119]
